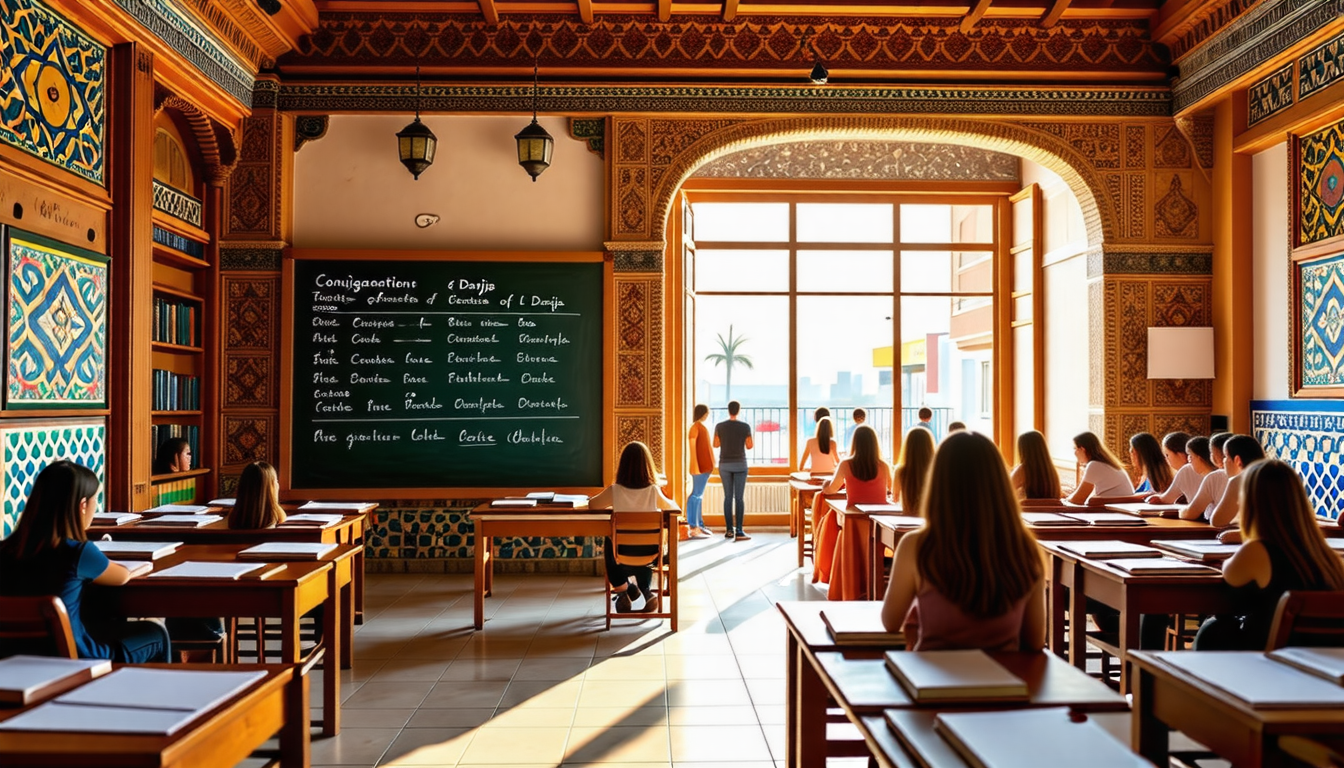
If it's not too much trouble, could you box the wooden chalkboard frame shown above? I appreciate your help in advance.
[280,248,613,499]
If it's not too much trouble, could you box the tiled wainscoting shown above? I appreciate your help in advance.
[1252,400,1344,520]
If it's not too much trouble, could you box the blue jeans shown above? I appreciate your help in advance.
[686,473,710,528]
[105,619,172,663]
[719,462,748,534]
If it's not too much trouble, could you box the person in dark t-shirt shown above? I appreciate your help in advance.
[713,400,754,540]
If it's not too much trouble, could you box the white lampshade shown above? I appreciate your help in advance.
[1147,327,1215,379]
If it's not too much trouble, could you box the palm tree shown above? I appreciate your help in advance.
[704,325,754,403]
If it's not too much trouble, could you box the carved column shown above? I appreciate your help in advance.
[217,76,292,493]
[607,242,666,474]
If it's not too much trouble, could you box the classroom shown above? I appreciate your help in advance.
[0,0,1342,766]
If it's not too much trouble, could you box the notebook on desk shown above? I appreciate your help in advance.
[1021,512,1077,527]
[136,515,222,528]
[146,562,270,580]
[92,540,182,560]
[297,501,371,512]
[238,542,337,560]
[854,503,903,514]
[1060,512,1148,527]
[1106,558,1220,576]
[143,504,211,514]
[1267,648,1344,686]
[819,604,904,646]
[91,512,141,525]
[0,656,111,706]
[933,707,1153,768]
[871,515,924,530]
[491,499,538,507]
[884,650,1028,703]
[1056,541,1162,560]
[1105,503,1183,518]
[206,498,236,507]
[1151,540,1241,562]
[1154,651,1344,708]
[280,513,344,528]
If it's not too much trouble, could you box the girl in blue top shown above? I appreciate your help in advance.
[0,460,170,662]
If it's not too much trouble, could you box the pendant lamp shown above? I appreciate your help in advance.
[396,66,437,180]
[515,59,554,182]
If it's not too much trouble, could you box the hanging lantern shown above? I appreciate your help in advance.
[515,60,554,182]
[397,66,437,180]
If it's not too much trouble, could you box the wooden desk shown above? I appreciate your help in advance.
[1026,516,1220,544]
[1131,650,1344,768]
[868,710,1134,768]
[92,507,373,625]
[824,499,892,601]
[0,663,309,767]
[101,543,353,736]
[1038,541,1236,693]
[789,476,826,566]
[470,504,679,631]
[869,515,924,600]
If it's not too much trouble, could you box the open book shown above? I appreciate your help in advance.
[1105,503,1183,518]
[279,513,344,528]
[92,540,182,560]
[1267,647,1344,686]
[934,707,1153,768]
[1056,541,1162,560]
[819,603,904,646]
[885,650,1028,704]
[91,512,141,525]
[0,656,111,706]
[238,542,338,560]
[1021,512,1078,527]
[1060,512,1148,527]
[1106,557,1219,576]
[1151,539,1241,562]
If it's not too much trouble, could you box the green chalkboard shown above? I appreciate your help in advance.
[289,257,604,489]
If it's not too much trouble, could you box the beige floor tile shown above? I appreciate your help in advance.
[571,706,668,728]
[420,680,509,709]
[338,708,417,729]
[309,726,401,766]
[342,681,435,710]
[733,655,785,680]
[406,708,496,729]
[368,658,455,683]
[458,726,570,764]
[395,635,472,660]
[668,725,772,762]
[513,656,592,681]
[565,725,672,763]
[439,657,523,681]
[744,678,786,706]
[666,679,752,707]
[578,679,668,709]
[666,705,759,726]
[499,679,584,708]
[378,728,474,766]
[483,705,576,728]
[584,655,666,681]
[664,655,743,680]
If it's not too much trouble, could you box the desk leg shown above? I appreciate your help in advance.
[1049,555,1066,658]
[785,631,799,768]
[798,650,828,768]
[474,526,489,630]
[323,572,343,737]
[342,573,355,670]
[1131,665,1168,766]
[668,514,679,632]
[789,487,799,538]
[1067,564,1087,671]
[280,669,311,768]
[353,546,365,626]
[1118,594,1139,695]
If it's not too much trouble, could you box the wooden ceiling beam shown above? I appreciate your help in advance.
[960,0,993,33]
[478,0,499,24]
[1041,0,1072,28]
[658,0,672,22]
[577,0,594,23]
[723,0,739,22]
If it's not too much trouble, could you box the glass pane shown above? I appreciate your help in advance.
[695,296,791,467]
[797,296,896,460]
[900,204,953,243]
[900,251,952,293]
[951,205,995,243]
[798,250,893,293]
[900,296,994,438]
[695,249,789,292]
[797,203,893,243]
[691,202,789,242]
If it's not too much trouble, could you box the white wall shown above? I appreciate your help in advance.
[1252,142,1289,401]
[293,115,605,252]
[1022,160,1090,459]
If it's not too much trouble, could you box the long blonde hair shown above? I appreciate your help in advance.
[1073,431,1123,469]
[917,432,1042,616]
[1240,460,1344,590]
[896,427,935,511]
[1016,430,1061,499]
[229,462,286,529]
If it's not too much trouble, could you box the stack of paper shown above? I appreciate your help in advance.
[92,541,182,560]
[934,707,1153,768]
[91,512,141,525]
[1106,558,1220,576]
[491,499,538,507]
[854,503,904,514]
[1057,541,1162,560]
[1021,512,1077,527]
[1106,503,1183,518]
[146,562,266,580]
[1151,540,1241,562]
[819,604,904,645]
[238,542,338,561]
[143,504,211,514]
[297,501,370,511]
[525,491,556,502]
[279,513,344,528]
[0,656,111,706]
[885,650,1028,704]
[1060,512,1148,527]
[136,515,222,528]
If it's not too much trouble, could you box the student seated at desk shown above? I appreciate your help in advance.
[1210,435,1267,536]
[1145,431,1197,505]
[1064,431,1134,504]
[811,425,892,589]
[1128,432,1173,496]
[1175,436,1227,521]
[892,426,934,507]
[0,460,170,662]
[1010,430,1061,501]
[229,461,287,529]
[1194,460,1344,650]
[799,416,839,474]
[591,442,678,613]
[880,432,1045,650]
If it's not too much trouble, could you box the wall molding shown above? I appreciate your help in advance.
[109,0,255,107]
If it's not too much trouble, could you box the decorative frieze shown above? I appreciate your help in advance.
[151,180,202,228]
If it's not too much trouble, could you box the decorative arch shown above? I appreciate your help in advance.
[641,116,1117,248]
[155,94,239,184]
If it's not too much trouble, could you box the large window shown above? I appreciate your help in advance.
[685,194,1001,469]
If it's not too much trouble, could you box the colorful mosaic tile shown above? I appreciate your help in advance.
[1299,252,1344,388]
[0,417,104,538]
[0,0,106,184]
[1300,119,1344,246]
[5,231,107,408]
[365,506,598,561]
[1252,401,1344,521]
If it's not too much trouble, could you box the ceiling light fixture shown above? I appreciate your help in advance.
[809,60,829,85]
[395,65,437,180]
[256,0,282,16]
[515,58,554,182]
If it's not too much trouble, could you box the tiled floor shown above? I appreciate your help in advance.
[301,530,848,768]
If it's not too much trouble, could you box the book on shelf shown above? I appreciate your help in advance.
[136,515,221,528]
[1105,503,1183,518]
[1060,512,1148,527]
[934,707,1153,768]
[280,513,344,528]
[1056,541,1163,560]
[884,649,1029,704]
[1267,647,1344,686]
[92,541,182,560]
[491,499,538,507]
[151,297,198,347]
[1154,651,1344,708]
[151,476,197,507]
[147,562,268,580]
[854,503,904,514]
[1150,540,1241,562]
[819,604,904,645]
[0,656,112,706]
[91,512,141,525]
[151,369,200,411]
[237,542,338,560]
[1021,512,1078,527]
[1105,558,1220,576]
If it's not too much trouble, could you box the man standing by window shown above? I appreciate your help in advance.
[714,400,754,541]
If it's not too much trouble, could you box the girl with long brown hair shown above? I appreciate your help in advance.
[1010,430,1061,500]
[892,427,935,507]
[811,425,892,598]
[591,441,678,612]
[881,432,1044,650]
[229,461,287,529]
[1064,431,1133,504]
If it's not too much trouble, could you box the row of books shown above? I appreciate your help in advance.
[151,297,199,347]
[151,369,200,411]
[150,424,199,467]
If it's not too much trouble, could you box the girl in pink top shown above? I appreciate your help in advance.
[880,432,1045,651]
[811,425,891,596]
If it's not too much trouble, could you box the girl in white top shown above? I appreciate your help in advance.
[799,416,839,474]
[1146,432,1202,504]
[1175,436,1227,521]
[1064,431,1134,504]
[590,441,678,612]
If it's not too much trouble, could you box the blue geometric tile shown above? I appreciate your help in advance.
[0,417,105,538]
[1252,400,1344,521]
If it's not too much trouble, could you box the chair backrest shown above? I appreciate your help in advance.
[0,595,78,659]
[610,511,666,567]
[1265,590,1344,650]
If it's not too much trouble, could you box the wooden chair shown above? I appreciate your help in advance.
[1265,590,1344,650]
[0,595,78,659]
[604,511,673,630]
